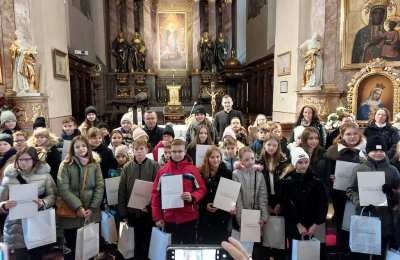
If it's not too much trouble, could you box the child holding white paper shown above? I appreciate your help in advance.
[280,147,328,258]
[233,147,268,243]
[152,139,207,244]
[0,147,56,259]
[153,124,174,162]
[198,145,233,243]
[186,124,213,164]
[118,138,159,259]
[325,122,365,254]
[348,135,400,259]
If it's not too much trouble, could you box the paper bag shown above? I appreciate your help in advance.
[262,216,285,249]
[101,211,118,244]
[22,208,57,249]
[350,214,381,255]
[118,222,135,259]
[342,201,356,232]
[148,227,171,260]
[75,223,99,260]
[314,223,326,243]
[291,238,320,260]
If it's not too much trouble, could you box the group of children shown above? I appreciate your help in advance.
[0,98,398,260]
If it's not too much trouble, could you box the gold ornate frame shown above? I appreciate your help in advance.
[346,58,400,120]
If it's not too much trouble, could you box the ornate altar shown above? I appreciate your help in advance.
[346,58,400,121]
[164,84,185,123]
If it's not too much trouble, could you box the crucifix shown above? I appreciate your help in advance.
[205,81,224,117]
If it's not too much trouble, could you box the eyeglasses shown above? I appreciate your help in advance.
[18,158,32,162]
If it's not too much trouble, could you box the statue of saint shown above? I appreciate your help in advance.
[9,32,39,95]
[112,32,130,73]
[130,32,146,72]
[214,32,229,72]
[198,32,214,72]
[299,33,323,89]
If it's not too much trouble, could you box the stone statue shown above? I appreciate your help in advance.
[299,33,323,89]
[198,32,214,72]
[112,32,130,73]
[214,32,229,72]
[9,31,39,95]
[130,32,146,72]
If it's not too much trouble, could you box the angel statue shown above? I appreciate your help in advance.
[299,33,323,89]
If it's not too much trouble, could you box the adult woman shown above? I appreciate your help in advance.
[187,124,214,164]
[363,108,399,154]
[198,146,233,243]
[0,147,56,259]
[325,122,365,255]
[289,105,326,147]
[57,135,104,260]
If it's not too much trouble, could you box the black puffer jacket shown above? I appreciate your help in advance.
[281,169,328,237]
[363,123,400,152]
[198,163,233,231]
[93,144,118,180]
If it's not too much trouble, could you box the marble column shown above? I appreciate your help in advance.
[109,0,119,71]
[221,2,232,51]
[192,0,201,70]
[127,0,135,36]
[143,0,153,71]
[208,0,216,40]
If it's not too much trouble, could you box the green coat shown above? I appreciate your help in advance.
[57,157,104,229]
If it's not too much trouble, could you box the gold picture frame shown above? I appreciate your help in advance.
[277,51,291,76]
[52,49,68,80]
[346,59,400,121]
[340,0,400,70]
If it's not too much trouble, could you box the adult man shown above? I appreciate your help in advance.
[214,95,245,140]
[143,110,163,151]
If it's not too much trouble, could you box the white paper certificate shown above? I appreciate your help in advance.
[213,177,241,212]
[161,175,184,209]
[240,209,261,242]
[128,179,154,209]
[105,176,121,206]
[9,183,38,220]
[146,153,154,160]
[61,140,71,161]
[333,161,360,191]
[357,171,387,206]
[157,148,165,164]
[195,145,211,167]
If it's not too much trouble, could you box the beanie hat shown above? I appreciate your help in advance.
[33,116,46,129]
[293,125,305,141]
[366,136,386,153]
[115,145,129,158]
[0,133,13,146]
[132,127,149,141]
[85,106,97,116]
[222,126,236,140]
[194,105,207,115]
[163,125,175,138]
[0,110,17,125]
[290,147,309,166]
[120,111,134,125]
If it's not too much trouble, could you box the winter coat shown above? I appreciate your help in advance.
[281,169,328,237]
[93,144,118,180]
[250,139,264,163]
[198,163,233,232]
[144,124,164,151]
[40,145,62,182]
[151,159,207,224]
[0,163,56,249]
[57,129,81,149]
[0,148,16,177]
[307,146,329,190]
[186,119,219,145]
[363,122,400,152]
[214,110,245,140]
[347,156,400,237]
[289,121,327,147]
[233,168,268,226]
[152,141,165,162]
[260,154,289,208]
[222,153,239,172]
[118,158,159,220]
[57,157,104,229]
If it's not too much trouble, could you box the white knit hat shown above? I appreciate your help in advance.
[120,111,134,125]
[293,125,305,141]
[290,147,309,166]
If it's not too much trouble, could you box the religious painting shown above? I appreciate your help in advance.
[52,49,68,81]
[158,12,187,70]
[340,0,400,69]
[277,51,291,76]
[356,74,393,120]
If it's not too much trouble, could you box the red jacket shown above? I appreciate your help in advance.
[152,141,165,162]
[151,159,207,224]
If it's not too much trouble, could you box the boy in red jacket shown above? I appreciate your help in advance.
[151,139,207,244]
